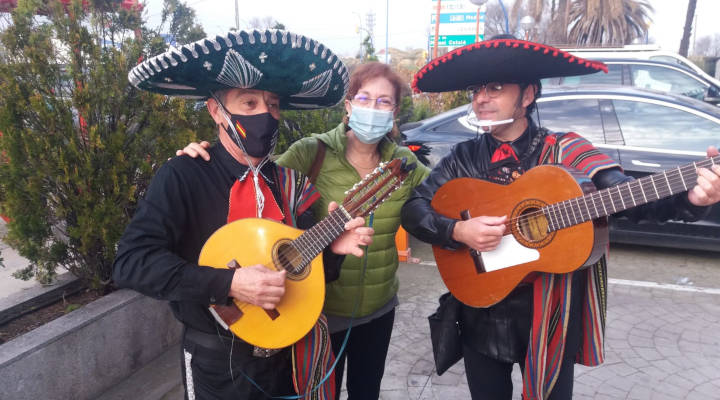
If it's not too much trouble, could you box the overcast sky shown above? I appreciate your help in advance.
[141,0,720,57]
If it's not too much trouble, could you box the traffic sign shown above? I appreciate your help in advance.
[429,34,482,48]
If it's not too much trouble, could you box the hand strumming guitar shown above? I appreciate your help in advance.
[229,201,373,309]
[451,215,507,252]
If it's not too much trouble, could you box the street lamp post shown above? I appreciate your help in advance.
[520,15,535,41]
[385,0,389,63]
[469,0,509,35]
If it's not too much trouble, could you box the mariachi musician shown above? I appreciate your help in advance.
[113,30,374,399]
[401,35,720,400]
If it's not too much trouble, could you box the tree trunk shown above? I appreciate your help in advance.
[679,0,697,57]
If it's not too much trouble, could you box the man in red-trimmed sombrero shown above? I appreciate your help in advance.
[113,29,376,399]
[402,35,720,399]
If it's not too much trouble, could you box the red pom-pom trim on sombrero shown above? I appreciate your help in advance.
[411,39,608,94]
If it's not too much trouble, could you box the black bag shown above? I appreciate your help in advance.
[428,292,463,375]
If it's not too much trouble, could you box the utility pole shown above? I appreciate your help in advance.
[433,0,441,58]
[385,0,389,63]
[234,0,239,31]
[366,11,376,43]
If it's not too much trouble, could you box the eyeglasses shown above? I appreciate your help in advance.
[467,82,505,99]
[351,94,396,111]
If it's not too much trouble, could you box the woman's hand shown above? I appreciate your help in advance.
[176,141,211,161]
[327,201,374,257]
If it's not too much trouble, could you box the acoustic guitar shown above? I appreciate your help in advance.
[198,158,414,349]
[431,155,718,308]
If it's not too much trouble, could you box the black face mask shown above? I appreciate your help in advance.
[225,112,279,158]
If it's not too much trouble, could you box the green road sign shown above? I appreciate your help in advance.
[429,34,481,47]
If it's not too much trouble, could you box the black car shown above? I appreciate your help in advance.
[401,86,720,251]
[542,58,720,105]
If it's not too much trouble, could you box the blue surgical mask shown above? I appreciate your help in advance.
[348,105,394,144]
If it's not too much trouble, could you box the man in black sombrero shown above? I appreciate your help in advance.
[113,30,375,399]
[401,35,720,399]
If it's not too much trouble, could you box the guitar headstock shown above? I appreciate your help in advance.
[342,158,415,218]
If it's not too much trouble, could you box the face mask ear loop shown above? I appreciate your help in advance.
[466,104,482,137]
[211,91,268,218]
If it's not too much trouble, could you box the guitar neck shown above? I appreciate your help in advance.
[292,207,352,262]
[545,155,719,232]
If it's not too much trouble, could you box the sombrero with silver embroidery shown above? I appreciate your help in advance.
[412,38,607,93]
[128,29,348,110]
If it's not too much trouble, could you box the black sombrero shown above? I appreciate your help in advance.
[412,38,607,93]
[128,29,348,110]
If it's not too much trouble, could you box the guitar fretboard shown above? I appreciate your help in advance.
[543,155,718,232]
[290,208,352,270]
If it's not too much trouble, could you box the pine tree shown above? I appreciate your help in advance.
[0,0,214,292]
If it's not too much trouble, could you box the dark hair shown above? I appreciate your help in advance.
[346,62,407,103]
[521,80,542,117]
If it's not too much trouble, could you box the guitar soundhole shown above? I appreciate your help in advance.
[273,240,309,281]
[513,200,554,248]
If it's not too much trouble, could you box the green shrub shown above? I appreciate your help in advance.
[0,0,214,292]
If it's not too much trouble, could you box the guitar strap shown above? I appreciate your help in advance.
[307,139,326,184]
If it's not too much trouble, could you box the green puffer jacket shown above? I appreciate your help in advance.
[276,123,429,317]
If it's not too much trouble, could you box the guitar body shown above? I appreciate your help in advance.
[198,218,325,349]
[431,165,608,308]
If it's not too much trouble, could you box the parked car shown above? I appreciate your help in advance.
[562,45,720,88]
[401,86,720,251]
[542,59,720,105]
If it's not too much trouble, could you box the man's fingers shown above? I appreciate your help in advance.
[478,215,507,226]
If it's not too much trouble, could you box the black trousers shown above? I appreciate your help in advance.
[180,327,295,400]
[463,343,576,400]
[330,308,395,400]
[461,276,585,400]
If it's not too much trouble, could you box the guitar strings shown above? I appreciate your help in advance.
[500,158,717,234]
[270,173,401,274]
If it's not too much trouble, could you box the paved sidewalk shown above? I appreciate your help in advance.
[0,221,36,300]
[108,259,720,400]
[381,262,720,399]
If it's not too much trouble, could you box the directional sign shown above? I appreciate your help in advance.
[431,12,484,24]
[429,0,486,51]
[429,35,482,48]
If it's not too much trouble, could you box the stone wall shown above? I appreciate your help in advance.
[0,289,182,400]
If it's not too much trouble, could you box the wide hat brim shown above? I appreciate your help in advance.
[128,29,349,110]
[412,39,607,93]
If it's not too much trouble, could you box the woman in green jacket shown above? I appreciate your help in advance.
[179,62,429,399]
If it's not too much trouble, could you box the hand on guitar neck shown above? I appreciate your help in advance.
[687,146,720,207]
[227,200,373,310]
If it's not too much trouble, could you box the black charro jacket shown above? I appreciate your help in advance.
[401,120,710,362]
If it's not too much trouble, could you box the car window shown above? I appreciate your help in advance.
[433,109,476,134]
[612,99,720,152]
[546,64,622,86]
[535,99,606,144]
[630,65,708,100]
[649,55,690,69]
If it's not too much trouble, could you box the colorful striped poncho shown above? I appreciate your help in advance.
[522,132,617,399]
